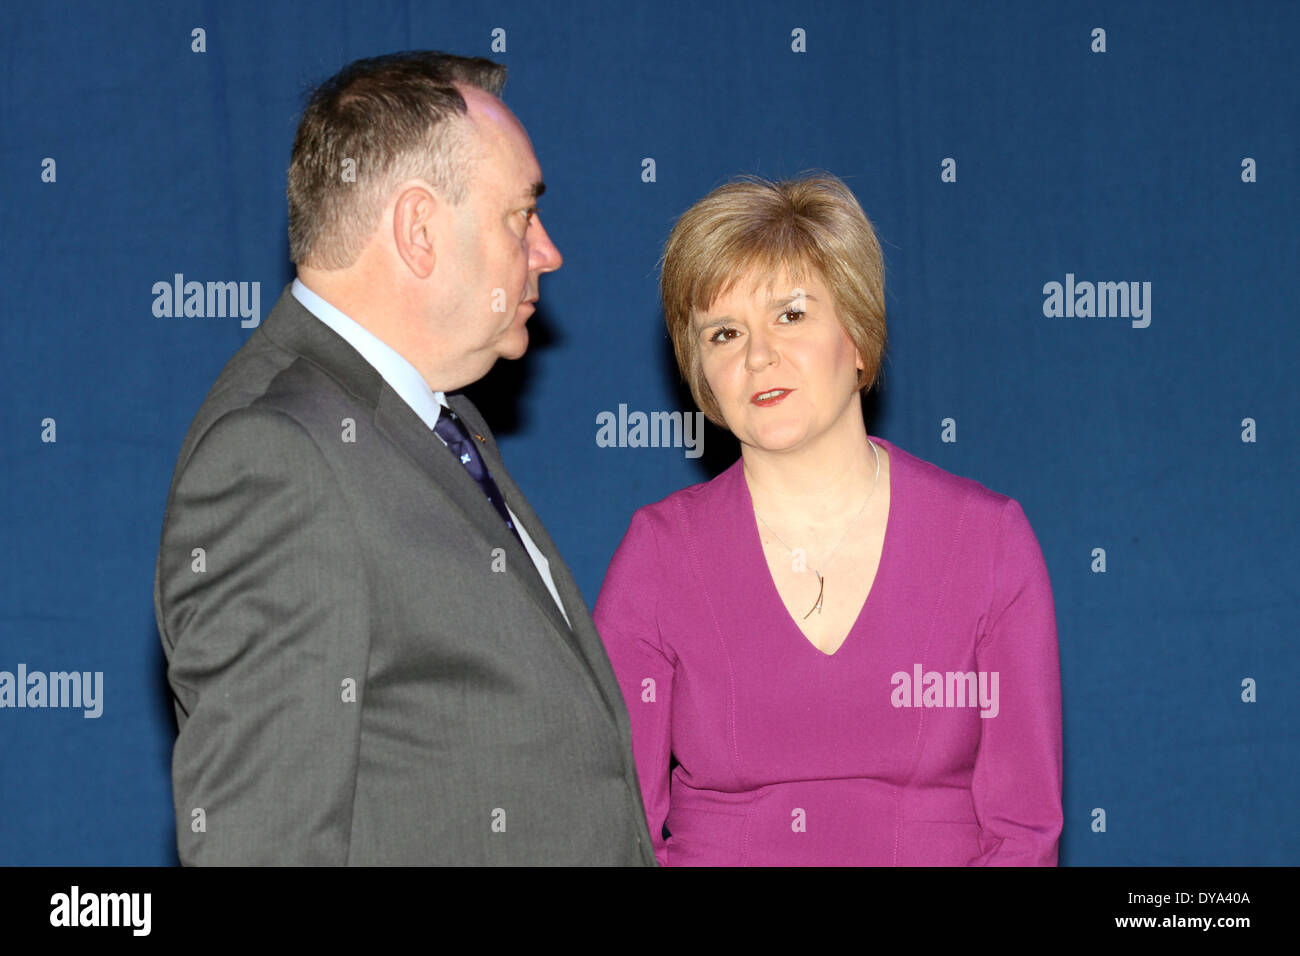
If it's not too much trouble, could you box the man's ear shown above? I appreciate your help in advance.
[392,185,437,278]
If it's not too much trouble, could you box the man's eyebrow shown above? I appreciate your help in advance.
[523,182,545,202]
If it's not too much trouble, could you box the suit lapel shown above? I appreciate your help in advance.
[257,286,617,719]
[448,394,630,722]
[372,387,572,637]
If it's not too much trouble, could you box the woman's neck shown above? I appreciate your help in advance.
[741,404,880,525]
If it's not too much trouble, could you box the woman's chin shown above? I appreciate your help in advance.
[741,423,810,454]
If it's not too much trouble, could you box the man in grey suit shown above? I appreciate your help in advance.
[154,51,655,865]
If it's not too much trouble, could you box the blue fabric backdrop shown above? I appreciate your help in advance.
[1,0,1295,865]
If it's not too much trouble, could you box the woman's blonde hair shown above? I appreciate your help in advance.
[660,172,887,426]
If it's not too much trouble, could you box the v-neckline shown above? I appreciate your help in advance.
[740,436,897,658]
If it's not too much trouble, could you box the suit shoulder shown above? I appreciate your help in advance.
[176,340,368,470]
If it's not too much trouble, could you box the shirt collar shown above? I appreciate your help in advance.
[291,277,446,430]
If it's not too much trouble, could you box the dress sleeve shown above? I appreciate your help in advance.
[593,509,676,866]
[968,497,1064,865]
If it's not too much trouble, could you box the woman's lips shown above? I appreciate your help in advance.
[751,388,794,407]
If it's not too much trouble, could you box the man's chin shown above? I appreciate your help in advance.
[499,325,529,360]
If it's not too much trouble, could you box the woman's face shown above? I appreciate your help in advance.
[693,265,865,454]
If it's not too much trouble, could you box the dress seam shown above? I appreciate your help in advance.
[892,486,972,866]
[675,493,742,783]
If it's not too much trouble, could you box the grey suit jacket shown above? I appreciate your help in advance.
[154,284,656,865]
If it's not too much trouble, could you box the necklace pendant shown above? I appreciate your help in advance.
[803,571,825,619]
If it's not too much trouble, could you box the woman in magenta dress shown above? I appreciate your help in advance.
[593,172,1063,866]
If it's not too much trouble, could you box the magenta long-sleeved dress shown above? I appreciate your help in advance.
[593,436,1063,866]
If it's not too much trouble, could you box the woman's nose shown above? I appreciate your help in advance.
[744,327,778,371]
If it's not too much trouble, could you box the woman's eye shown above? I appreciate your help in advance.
[708,327,737,343]
[778,309,805,324]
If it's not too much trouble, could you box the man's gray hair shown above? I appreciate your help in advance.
[287,50,506,269]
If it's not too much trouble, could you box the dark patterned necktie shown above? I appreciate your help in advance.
[433,404,524,549]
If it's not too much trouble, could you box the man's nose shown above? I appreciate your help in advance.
[528,215,563,273]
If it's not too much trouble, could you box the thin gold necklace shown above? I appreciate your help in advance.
[749,439,881,619]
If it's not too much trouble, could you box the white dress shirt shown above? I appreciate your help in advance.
[291,278,571,627]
